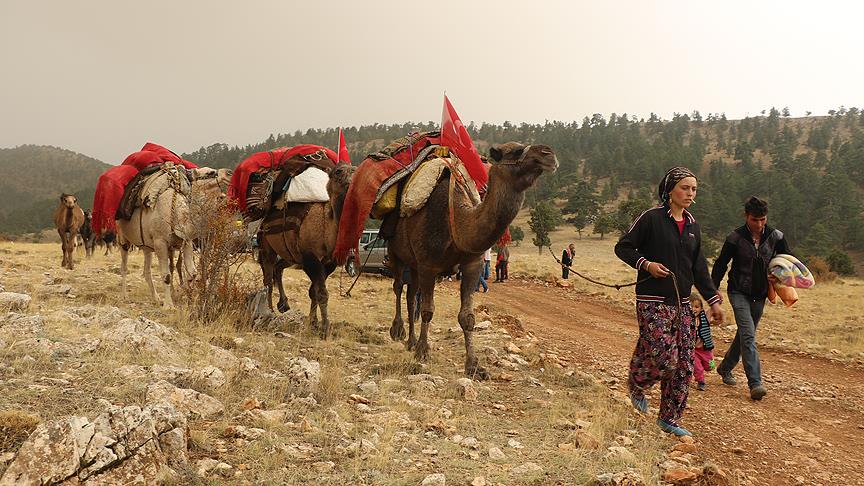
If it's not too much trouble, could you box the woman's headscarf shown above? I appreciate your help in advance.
[658,166,696,203]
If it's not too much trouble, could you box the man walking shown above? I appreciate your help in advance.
[712,196,791,401]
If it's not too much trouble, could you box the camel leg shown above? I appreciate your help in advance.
[59,231,69,269]
[168,247,177,284]
[389,259,406,342]
[142,248,159,304]
[67,234,75,269]
[120,243,129,298]
[458,260,489,380]
[406,267,421,339]
[317,262,337,340]
[153,241,174,309]
[302,254,322,332]
[259,245,276,312]
[180,240,195,283]
[275,259,290,313]
[414,269,437,362]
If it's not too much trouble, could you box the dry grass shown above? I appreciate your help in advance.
[0,410,40,452]
[11,235,850,483]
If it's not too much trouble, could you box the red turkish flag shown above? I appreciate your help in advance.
[441,95,488,192]
[337,128,351,164]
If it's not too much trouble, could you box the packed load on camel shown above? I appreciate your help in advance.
[333,130,488,264]
[91,142,199,236]
[227,145,339,221]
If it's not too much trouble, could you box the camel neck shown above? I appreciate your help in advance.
[454,165,524,253]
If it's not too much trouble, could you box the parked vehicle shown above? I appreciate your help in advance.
[346,229,390,276]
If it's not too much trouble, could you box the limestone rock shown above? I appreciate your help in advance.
[0,313,44,335]
[285,357,321,393]
[605,446,637,463]
[358,380,379,396]
[103,317,178,361]
[0,292,31,312]
[488,447,505,461]
[421,473,446,486]
[195,366,226,388]
[510,462,543,478]
[593,468,647,486]
[454,378,478,401]
[471,477,486,486]
[145,380,224,420]
[0,403,187,486]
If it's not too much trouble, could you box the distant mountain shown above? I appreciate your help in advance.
[0,145,110,234]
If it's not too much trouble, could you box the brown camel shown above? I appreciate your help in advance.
[116,164,230,308]
[385,142,558,379]
[53,194,85,270]
[258,164,355,339]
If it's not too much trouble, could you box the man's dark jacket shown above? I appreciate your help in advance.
[711,224,790,300]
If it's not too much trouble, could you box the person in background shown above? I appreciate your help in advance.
[476,248,491,292]
[614,166,724,437]
[711,196,791,401]
[689,293,716,391]
[561,243,575,279]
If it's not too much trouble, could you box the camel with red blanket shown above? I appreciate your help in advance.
[115,164,230,308]
[345,142,557,379]
[53,194,85,270]
[257,163,355,339]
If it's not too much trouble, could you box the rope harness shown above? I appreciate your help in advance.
[548,246,684,324]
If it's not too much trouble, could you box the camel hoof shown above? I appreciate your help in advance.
[405,336,417,351]
[467,366,491,381]
[413,344,430,362]
[277,300,290,313]
[389,323,405,341]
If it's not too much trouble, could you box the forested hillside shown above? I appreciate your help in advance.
[183,107,864,272]
[3,108,862,274]
[0,145,110,234]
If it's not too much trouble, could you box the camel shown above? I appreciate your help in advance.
[53,194,85,270]
[385,142,558,379]
[258,163,355,339]
[80,210,96,257]
[116,164,230,308]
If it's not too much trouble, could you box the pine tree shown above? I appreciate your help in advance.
[528,201,561,254]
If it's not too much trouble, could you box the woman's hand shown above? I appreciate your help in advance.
[709,302,724,325]
[644,261,671,278]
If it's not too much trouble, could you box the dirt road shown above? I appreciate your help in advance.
[481,278,864,485]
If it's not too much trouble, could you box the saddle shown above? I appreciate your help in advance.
[115,163,192,220]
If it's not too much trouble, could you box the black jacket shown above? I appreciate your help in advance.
[561,248,573,266]
[615,205,721,306]
[711,224,790,300]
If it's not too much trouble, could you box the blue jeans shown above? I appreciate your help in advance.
[719,291,765,388]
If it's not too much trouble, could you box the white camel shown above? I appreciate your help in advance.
[116,163,231,308]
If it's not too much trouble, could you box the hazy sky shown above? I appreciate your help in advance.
[2,1,863,164]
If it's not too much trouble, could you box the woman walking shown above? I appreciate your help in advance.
[614,167,724,437]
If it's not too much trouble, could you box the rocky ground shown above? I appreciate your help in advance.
[0,243,837,485]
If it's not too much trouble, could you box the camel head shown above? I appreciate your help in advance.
[59,193,77,209]
[488,143,558,193]
[191,167,233,200]
[327,164,356,200]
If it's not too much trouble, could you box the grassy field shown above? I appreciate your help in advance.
[0,241,682,485]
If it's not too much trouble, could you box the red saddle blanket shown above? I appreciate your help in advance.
[228,144,338,214]
[333,132,443,264]
[92,142,198,236]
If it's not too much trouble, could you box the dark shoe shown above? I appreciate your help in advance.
[718,368,737,386]
[657,419,692,437]
[697,382,706,391]
[750,385,767,400]
[630,396,648,413]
